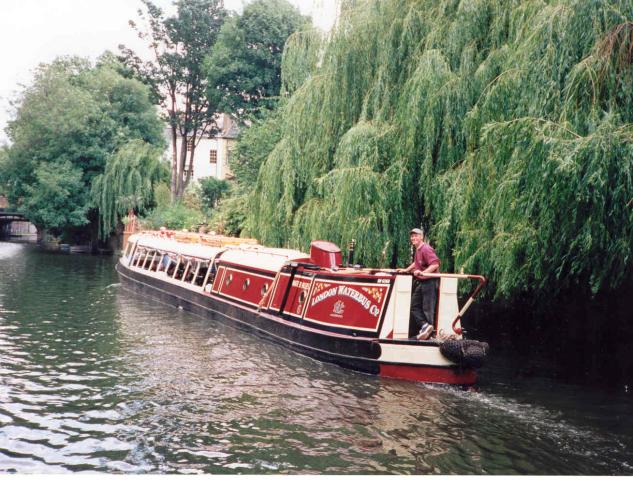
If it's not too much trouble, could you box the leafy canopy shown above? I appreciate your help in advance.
[246,0,633,300]
[198,176,231,213]
[22,161,89,233]
[2,55,164,235]
[231,107,284,190]
[204,0,309,119]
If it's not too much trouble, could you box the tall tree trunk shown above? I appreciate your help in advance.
[175,96,194,200]
[176,134,188,199]
[170,124,178,203]
[182,136,197,194]
[169,92,179,204]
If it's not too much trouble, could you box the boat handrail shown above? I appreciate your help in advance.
[416,272,486,334]
[418,272,485,281]
[344,269,486,334]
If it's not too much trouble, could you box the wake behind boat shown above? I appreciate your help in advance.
[116,230,489,385]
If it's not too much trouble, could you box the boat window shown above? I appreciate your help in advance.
[166,255,178,277]
[129,246,139,264]
[128,243,138,262]
[140,248,151,268]
[183,259,195,283]
[188,260,200,285]
[131,247,141,266]
[298,289,307,305]
[171,256,182,279]
[173,257,187,280]
[194,261,209,286]
[199,250,225,292]
[201,262,216,292]
[149,251,160,271]
[142,249,156,270]
[134,248,147,267]
[156,252,170,272]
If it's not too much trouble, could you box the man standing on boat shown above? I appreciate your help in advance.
[398,228,440,340]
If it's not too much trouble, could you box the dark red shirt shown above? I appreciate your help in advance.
[414,243,440,272]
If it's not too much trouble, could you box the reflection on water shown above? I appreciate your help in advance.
[1,242,632,474]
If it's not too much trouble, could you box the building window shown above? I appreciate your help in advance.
[209,149,217,164]
[184,167,194,178]
[187,138,194,151]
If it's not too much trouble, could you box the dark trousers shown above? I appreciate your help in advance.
[410,278,439,334]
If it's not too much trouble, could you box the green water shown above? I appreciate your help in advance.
[1,242,632,474]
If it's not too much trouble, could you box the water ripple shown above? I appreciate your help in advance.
[1,242,632,473]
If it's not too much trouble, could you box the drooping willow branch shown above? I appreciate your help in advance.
[246,0,633,300]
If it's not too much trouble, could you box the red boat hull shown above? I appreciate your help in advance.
[379,364,477,384]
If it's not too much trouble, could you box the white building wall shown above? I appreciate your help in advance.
[170,137,233,181]
[188,138,220,181]
[164,116,236,182]
[216,138,234,180]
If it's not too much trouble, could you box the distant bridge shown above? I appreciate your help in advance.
[0,210,26,223]
[0,210,36,240]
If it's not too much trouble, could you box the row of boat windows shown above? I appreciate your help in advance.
[128,245,214,289]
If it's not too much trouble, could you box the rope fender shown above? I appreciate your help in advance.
[440,339,489,368]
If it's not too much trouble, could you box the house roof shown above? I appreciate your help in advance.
[218,119,239,139]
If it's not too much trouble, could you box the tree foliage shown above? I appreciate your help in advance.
[0,148,8,197]
[22,161,89,233]
[120,0,227,200]
[204,0,309,118]
[246,0,633,300]
[209,193,248,236]
[91,140,168,239]
[142,199,206,231]
[231,107,284,189]
[198,176,230,213]
[1,56,164,235]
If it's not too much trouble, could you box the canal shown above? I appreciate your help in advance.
[1,241,632,474]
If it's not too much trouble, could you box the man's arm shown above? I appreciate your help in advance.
[413,262,439,277]
[397,262,416,273]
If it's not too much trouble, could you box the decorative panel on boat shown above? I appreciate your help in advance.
[211,265,226,294]
[268,273,314,318]
[303,279,391,332]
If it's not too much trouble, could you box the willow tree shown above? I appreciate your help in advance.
[91,140,168,239]
[245,0,633,301]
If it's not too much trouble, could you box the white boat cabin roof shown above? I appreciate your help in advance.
[220,246,310,272]
[130,233,310,272]
[131,233,224,260]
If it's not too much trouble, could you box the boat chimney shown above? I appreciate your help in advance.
[347,239,356,266]
[310,241,342,269]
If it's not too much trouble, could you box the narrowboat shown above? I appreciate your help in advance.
[116,230,489,385]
